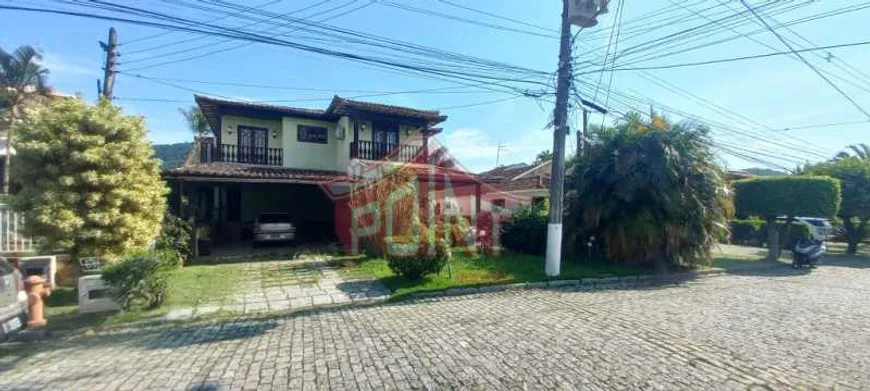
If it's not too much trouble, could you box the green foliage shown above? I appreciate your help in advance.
[729,219,810,248]
[803,156,870,254]
[178,106,210,137]
[155,213,193,266]
[733,176,841,218]
[11,98,168,261]
[502,205,548,255]
[101,252,177,310]
[729,219,766,246]
[565,112,730,269]
[153,142,193,169]
[384,233,450,280]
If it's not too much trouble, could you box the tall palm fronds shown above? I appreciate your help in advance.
[178,106,211,137]
[834,143,870,161]
[0,45,52,193]
[565,112,730,272]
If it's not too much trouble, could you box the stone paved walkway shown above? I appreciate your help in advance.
[166,259,390,321]
[3,260,870,390]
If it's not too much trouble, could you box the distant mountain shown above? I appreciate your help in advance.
[153,142,192,170]
[743,167,787,177]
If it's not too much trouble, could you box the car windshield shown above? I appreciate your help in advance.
[258,214,292,223]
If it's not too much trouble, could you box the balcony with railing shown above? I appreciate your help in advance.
[350,141,421,162]
[200,143,283,166]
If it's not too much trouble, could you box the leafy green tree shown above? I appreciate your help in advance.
[733,176,840,259]
[534,150,552,164]
[803,157,870,254]
[565,112,730,272]
[0,45,52,193]
[178,105,210,138]
[11,98,168,261]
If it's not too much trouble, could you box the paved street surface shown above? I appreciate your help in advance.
[3,261,869,390]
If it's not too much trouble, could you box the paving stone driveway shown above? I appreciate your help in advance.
[3,260,870,390]
[167,259,391,320]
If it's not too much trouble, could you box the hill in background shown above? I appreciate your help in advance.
[153,142,192,169]
[743,167,788,177]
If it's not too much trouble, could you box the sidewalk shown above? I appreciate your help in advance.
[165,259,390,321]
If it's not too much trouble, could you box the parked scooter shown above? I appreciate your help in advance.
[792,239,825,268]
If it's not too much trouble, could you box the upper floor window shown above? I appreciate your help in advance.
[237,126,268,164]
[298,125,328,144]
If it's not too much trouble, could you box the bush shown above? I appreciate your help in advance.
[730,219,765,246]
[733,176,840,218]
[101,252,177,310]
[385,233,450,280]
[729,219,811,248]
[502,206,548,255]
[154,213,192,265]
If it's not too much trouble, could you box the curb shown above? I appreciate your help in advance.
[404,267,730,301]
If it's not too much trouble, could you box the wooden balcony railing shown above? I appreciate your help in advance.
[351,141,421,162]
[200,143,283,166]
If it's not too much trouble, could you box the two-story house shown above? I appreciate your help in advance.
[166,94,489,251]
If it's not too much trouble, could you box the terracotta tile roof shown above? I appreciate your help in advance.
[479,163,532,180]
[194,94,447,136]
[327,96,447,124]
[492,176,549,192]
[166,162,346,183]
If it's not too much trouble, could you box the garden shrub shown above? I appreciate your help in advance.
[384,232,450,280]
[502,206,548,255]
[154,213,192,265]
[730,219,765,245]
[729,219,811,248]
[101,253,176,310]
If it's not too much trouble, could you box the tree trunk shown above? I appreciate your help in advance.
[845,217,869,255]
[779,216,794,258]
[2,119,11,194]
[766,216,779,261]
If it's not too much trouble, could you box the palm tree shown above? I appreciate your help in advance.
[834,143,870,161]
[565,112,730,273]
[178,106,211,138]
[0,45,52,193]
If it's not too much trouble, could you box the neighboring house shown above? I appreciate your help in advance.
[165,95,494,251]
[478,160,552,211]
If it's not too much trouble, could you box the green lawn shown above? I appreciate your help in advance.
[340,251,650,299]
[43,263,247,332]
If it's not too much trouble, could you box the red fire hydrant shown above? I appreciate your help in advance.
[25,276,51,328]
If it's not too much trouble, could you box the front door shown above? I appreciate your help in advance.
[372,122,399,159]
[238,126,268,164]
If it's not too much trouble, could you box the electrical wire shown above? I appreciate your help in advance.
[739,0,870,120]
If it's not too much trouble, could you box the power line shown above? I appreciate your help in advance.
[374,0,558,39]
[739,0,870,120]
[435,0,558,33]
[120,0,282,47]
[577,39,870,74]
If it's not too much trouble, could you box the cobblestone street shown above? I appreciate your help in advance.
[2,261,869,390]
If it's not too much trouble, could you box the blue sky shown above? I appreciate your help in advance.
[1,0,869,173]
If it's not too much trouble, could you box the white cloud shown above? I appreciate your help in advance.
[436,127,554,173]
[40,52,99,78]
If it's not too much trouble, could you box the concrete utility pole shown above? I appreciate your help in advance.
[581,108,589,156]
[495,141,507,167]
[100,27,118,100]
[545,0,573,277]
[546,0,607,276]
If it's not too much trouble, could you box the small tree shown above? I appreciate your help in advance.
[734,176,840,260]
[12,98,168,261]
[178,106,210,138]
[803,157,870,255]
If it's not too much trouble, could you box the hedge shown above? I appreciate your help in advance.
[729,219,811,248]
[502,205,548,255]
[733,176,840,218]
